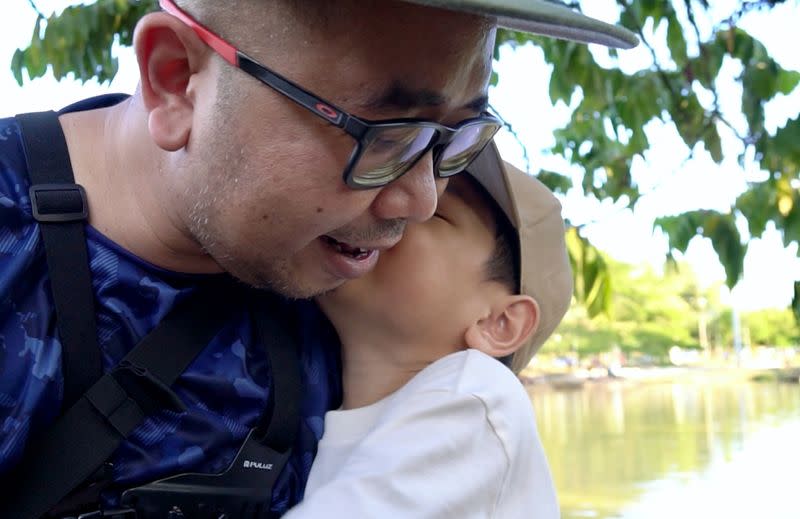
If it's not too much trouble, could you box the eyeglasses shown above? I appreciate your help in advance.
[159,0,502,189]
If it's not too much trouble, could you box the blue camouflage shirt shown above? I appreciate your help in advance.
[0,94,342,514]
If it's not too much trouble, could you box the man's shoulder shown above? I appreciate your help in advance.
[0,95,131,204]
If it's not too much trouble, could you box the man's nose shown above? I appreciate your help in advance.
[369,153,448,222]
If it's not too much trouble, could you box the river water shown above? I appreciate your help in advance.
[528,378,800,519]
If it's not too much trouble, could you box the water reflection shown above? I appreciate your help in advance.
[529,380,800,519]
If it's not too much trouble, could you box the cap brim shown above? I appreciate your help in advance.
[400,0,639,49]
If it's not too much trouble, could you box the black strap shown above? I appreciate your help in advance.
[1,286,237,519]
[7,111,304,518]
[115,292,303,518]
[15,110,103,410]
[251,294,303,452]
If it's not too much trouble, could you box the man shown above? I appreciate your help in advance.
[0,0,636,517]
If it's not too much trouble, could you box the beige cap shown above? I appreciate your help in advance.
[467,142,573,372]
[400,0,639,49]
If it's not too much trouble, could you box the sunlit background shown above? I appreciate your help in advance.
[1,1,798,518]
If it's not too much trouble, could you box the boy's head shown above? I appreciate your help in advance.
[467,143,573,372]
[316,144,572,373]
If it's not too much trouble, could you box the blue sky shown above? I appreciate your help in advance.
[1,0,798,311]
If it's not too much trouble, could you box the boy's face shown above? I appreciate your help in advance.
[318,175,509,355]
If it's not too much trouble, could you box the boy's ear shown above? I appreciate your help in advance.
[134,12,211,151]
[464,296,539,359]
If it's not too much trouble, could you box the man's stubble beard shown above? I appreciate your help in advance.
[185,181,408,300]
[185,179,325,299]
[179,75,327,297]
[187,216,325,299]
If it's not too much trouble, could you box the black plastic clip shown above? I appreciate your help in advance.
[29,183,89,223]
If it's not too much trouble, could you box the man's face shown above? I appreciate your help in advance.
[179,2,496,298]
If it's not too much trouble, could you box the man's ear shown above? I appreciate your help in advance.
[134,12,210,151]
[464,296,539,359]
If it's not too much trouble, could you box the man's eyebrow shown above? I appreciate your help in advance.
[359,82,489,114]
[463,95,489,113]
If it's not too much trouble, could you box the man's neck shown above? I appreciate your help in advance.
[58,94,221,274]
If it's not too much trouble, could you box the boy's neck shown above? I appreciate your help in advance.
[335,329,433,410]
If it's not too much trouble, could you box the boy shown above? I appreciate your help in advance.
[285,144,573,518]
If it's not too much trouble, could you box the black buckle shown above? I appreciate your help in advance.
[29,183,89,223]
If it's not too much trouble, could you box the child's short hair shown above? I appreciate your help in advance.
[466,143,573,373]
[482,190,519,295]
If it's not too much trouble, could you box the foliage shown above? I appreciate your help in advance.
[545,257,799,358]
[566,227,613,318]
[710,307,800,347]
[11,0,154,84]
[494,0,800,319]
[9,0,800,321]
[744,308,799,346]
[655,210,746,288]
[546,258,703,358]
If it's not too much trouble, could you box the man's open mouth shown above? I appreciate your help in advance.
[321,236,374,260]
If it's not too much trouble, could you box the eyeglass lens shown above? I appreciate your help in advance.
[351,123,498,187]
[351,126,437,187]
[438,123,499,177]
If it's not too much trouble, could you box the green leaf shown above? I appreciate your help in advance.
[735,183,775,238]
[692,40,725,90]
[705,214,747,289]
[793,282,800,326]
[776,70,800,95]
[672,93,706,149]
[10,49,24,86]
[655,213,698,253]
[667,15,688,67]
[742,59,778,100]
[726,28,755,63]
[536,170,573,194]
[758,117,800,174]
[566,228,613,319]
[657,211,747,289]
[783,195,800,248]
[24,17,47,80]
[702,125,723,163]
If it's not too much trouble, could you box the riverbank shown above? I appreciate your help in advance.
[519,365,800,390]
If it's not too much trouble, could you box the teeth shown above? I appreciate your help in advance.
[324,236,370,258]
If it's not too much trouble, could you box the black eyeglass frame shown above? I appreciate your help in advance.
[159,0,502,189]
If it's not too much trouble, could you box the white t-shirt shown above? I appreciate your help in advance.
[284,349,559,519]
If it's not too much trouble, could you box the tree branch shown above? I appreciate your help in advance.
[573,149,696,231]
[683,0,703,46]
[27,0,46,20]
[723,0,789,28]
[711,107,753,146]
[615,0,680,102]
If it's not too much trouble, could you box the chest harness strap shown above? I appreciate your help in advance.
[2,111,302,519]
